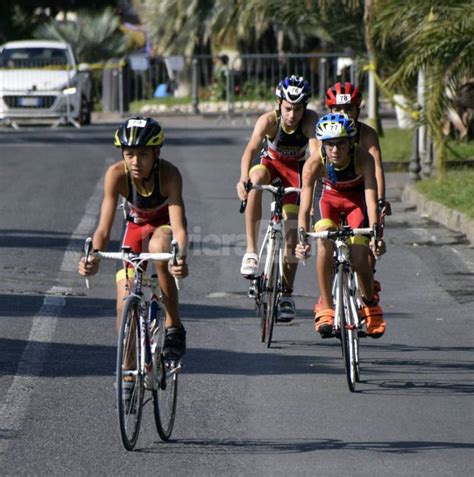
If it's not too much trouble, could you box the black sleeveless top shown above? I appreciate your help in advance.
[124,159,169,224]
[265,110,309,162]
[321,144,364,192]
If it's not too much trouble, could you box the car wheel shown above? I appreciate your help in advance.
[79,95,91,125]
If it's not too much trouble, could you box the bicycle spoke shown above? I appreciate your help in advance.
[153,324,178,441]
[116,297,144,450]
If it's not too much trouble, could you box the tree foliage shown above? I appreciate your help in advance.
[371,0,474,174]
[33,8,130,63]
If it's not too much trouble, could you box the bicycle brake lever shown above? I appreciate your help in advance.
[298,227,309,264]
[239,180,252,214]
[171,240,182,291]
[83,237,93,289]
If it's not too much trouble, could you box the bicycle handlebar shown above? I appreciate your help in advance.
[82,237,182,290]
[239,180,301,213]
[305,227,374,240]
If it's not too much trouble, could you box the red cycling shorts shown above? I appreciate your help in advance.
[249,155,304,213]
[117,215,171,280]
[315,184,367,234]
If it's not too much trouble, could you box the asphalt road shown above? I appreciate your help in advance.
[0,119,473,476]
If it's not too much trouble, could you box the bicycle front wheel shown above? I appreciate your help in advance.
[337,269,358,392]
[265,240,280,348]
[116,296,145,450]
[152,324,178,441]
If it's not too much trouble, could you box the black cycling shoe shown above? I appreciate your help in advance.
[163,326,186,360]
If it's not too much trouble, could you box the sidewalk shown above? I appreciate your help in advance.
[402,183,474,245]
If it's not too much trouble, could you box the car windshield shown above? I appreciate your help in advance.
[0,47,69,68]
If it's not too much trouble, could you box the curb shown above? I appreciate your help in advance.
[402,183,474,245]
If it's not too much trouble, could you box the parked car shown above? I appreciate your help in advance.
[0,40,92,126]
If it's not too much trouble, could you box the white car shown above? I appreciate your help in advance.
[0,40,92,126]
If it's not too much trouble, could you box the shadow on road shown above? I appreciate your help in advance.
[138,436,474,455]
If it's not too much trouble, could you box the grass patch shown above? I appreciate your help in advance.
[380,128,474,162]
[379,128,414,162]
[415,169,474,219]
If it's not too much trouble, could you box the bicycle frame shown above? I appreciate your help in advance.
[301,223,376,391]
[241,182,300,347]
[83,238,182,447]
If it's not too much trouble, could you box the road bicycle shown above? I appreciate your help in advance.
[299,216,379,392]
[240,179,300,348]
[84,238,182,450]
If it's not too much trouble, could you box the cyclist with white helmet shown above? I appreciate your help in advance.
[78,116,188,359]
[236,75,319,322]
[296,113,386,338]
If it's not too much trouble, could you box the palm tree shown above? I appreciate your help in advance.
[33,7,129,63]
[370,0,474,176]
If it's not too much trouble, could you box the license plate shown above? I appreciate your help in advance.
[19,97,40,107]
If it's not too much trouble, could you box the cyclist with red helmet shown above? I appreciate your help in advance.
[324,81,391,217]
[78,117,188,359]
[236,75,319,322]
[296,114,386,338]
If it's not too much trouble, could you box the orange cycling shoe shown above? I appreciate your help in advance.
[359,304,385,338]
[314,308,334,337]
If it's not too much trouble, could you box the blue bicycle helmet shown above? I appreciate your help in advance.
[315,113,357,141]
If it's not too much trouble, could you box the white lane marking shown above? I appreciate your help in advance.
[0,159,111,455]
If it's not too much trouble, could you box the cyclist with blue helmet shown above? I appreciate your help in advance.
[237,75,319,322]
[296,113,386,338]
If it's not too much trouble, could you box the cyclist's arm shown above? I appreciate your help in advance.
[92,165,121,252]
[237,112,275,199]
[162,161,188,259]
[298,153,322,231]
[79,164,120,276]
[357,148,378,228]
[360,124,385,202]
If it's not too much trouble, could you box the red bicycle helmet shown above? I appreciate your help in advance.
[325,82,362,108]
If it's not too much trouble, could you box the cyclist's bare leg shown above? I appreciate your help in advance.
[245,168,269,254]
[350,244,374,302]
[116,277,136,370]
[316,238,334,309]
[282,210,299,292]
[149,226,182,329]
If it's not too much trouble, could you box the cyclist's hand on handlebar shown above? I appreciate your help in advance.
[78,255,100,276]
[371,238,386,257]
[295,242,311,260]
[168,257,188,279]
[379,199,392,218]
[236,177,250,201]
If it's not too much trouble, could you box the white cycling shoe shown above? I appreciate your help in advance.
[240,252,258,277]
[277,296,296,323]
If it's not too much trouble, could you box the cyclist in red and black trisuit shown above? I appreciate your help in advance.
[78,117,188,359]
[297,114,386,339]
[236,75,319,322]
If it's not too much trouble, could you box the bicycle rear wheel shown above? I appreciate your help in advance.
[337,269,358,392]
[152,324,178,441]
[265,242,280,348]
[116,296,145,450]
